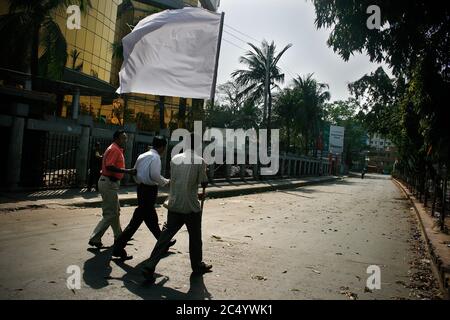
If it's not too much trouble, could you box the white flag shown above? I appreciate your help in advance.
[117,7,222,99]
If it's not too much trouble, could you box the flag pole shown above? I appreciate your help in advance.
[209,12,225,105]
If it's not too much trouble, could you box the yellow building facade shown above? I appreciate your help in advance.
[1,0,207,132]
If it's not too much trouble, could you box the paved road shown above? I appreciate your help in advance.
[0,175,441,299]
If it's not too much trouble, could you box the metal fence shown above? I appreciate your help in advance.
[12,124,331,190]
[21,130,79,189]
[85,136,111,186]
[0,126,10,188]
[393,166,449,233]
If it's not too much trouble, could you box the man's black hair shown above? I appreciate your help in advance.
[113,130,126,140]
[153,136,167,149]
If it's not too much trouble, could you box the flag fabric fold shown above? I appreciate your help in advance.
[117,7,221,99]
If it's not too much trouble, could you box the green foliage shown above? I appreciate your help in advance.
[324,99,368,167]
[313,0,450,173]
[70,49,83,72]
[271,73,332,155]
[231,40,292,129]
[313,0,449,77]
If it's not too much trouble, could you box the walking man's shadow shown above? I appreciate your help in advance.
[112,259,213,300]
[83,247,114,290]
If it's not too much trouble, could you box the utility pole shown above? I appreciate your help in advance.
[263,52,270,129]
[209,12,225,105]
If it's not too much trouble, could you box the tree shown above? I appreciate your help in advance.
[312,0,449,78]
[273,87,298,153]
[324,99,368,168]
[313,0,450,175]
[217,81,245,114]
[348,67,403,138]
[231,40,292,130]
[292,73,330,155]
[0,0,91,83]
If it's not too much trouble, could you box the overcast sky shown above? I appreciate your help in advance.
[216,0,390,102]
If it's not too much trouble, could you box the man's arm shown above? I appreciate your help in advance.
[105,150,136,175]
[199,161,209,188]
[106,166,136,175]
[150,157,169,186]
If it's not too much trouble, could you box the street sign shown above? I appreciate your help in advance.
[329,125,345,155]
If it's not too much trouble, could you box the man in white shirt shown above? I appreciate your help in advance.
[112,136,176,260]
[142,134,212,283]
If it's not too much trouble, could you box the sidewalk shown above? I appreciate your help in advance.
[0,176,340,211]
[393,178,450,298]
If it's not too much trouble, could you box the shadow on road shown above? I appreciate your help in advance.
[277,190,315,199]
[109,259,212,300]
[83,247,114,290]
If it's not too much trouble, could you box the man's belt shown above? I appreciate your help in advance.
[104,175,119,182]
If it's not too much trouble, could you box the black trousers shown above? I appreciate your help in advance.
[144,210,202,272]
[114,184,161,251]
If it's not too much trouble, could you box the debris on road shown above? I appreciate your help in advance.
[251,275,267,281]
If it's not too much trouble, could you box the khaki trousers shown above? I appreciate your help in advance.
[89,176,122,243]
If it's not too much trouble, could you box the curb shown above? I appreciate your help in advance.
[392,178,450,299]
[71,176,341,208]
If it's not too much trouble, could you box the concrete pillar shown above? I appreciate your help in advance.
[280,158,285,176]
[253,163,259,180]
[6,117,25,190]
[225,164,232,181]
[120,132,135,185]
[292,160,295,176]
[125,133,134,169]
[76,126,90,186]
[72,88,80,120]
[240,164,246,180]
[287,159,291,176]
[159,133,169,177]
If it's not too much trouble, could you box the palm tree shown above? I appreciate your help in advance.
[292,73,330,155]
[231,40,292,130]
[0,0,91,84]
[274,87,300,153]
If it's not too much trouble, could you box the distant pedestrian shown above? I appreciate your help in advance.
[112,136,176,260]
[361,167,367,179]
[141,133,212,283]
[88,130,136,249]
[87,142,103,192]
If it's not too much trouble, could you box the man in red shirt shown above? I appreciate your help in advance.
[89,130,136,248]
